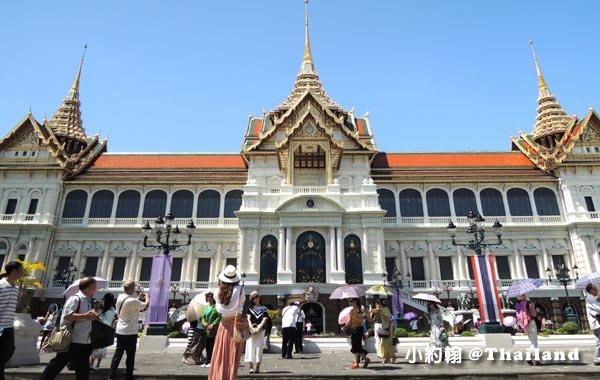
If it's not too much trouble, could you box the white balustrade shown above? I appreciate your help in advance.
[400,217,424,224]
[382,217,397,225]
[293,186,327,194]
[88,218,111,225]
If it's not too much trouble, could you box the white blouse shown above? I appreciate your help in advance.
[216,285,246,318]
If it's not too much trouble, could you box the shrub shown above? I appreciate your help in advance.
[394,327,408,338]
[539,329,554,336]
[461,330,475,337]
[168,331,186,338]
[407,332,417,337]
[560,322,579,334]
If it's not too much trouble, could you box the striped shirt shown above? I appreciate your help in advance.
[0,278,19,328]
[60,291,92,344]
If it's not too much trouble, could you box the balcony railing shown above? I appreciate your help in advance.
[292,186,328,194]
[57,217,238,228]
[410,278,577,291]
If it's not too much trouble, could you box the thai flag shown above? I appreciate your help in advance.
[471,255,503,323]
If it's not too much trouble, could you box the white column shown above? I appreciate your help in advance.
[337,227,344,272]
[238,228,246,271]
[329,227,337,271]
[456,247,465,281]
[251,228,259,272]
[362,229,369,272]
[185,241,195,283]
[214,242,223,281]
[100,243,111,278]
[400,242,409,278]
[513,248,524,279]
[529,190,540,222]
[427,241,438,282]
[73,242,84,273]
[285,228,292,271]
[278,228,285,271]
[127,244,138,280]
[501,190,512,223]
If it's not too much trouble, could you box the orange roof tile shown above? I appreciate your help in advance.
[91,154,246,170]
[372,152,534,168]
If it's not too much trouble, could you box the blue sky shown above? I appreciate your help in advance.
[1,1,599,153]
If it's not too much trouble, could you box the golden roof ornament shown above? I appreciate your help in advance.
[275,0,341,111]
[528,41,571,146]
[45,44,88,154]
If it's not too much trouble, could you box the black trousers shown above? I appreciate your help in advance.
[40,342,92,380]
[294,322,304,353]
[281,327,296,358]
[109,334,137,380]
[0,328,15,380]
[206,336,216,363]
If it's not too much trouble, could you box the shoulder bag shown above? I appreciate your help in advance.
[43,297,81,353]
[233,285,251,343]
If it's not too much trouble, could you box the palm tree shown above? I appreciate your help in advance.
[15,260,46,313]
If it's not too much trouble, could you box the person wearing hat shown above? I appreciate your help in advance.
[245,290,269,374]
[208,265,246,380]
[0,261,24,380]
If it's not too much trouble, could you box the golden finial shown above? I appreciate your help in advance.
[529,40,550,97]
[300,0,315,74]
[71,44,88,95]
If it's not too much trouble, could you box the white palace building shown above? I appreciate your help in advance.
[2,8,600,332]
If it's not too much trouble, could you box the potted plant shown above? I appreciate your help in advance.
[7,260,46,367]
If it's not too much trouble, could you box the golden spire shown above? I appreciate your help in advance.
[300,0,315,74]
[529,40,550,98]
[69,44,87,99]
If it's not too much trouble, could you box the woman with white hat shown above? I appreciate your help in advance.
[245,290,269,374]
[208,265,246,380]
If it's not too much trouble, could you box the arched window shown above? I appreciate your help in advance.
[399,189,423,217]
[344,235,363,284]
[259,235,277,284]
[197,190,220,218]
[377,189,396,217]
[534,188,560,216]
[426,189,451,217]
[116,190,141,218]
[89,190,114,218]
[62,190,88,218]
[224,190,243,218]
[480,188,505,216]
[170,190,194,218]
[453,188,477,217]
[142,190,167,218]
[507,188,532,216]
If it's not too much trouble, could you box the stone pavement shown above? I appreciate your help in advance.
[5,348,600,380]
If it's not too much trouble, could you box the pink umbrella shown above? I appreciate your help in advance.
[329,285,366,300]
[338,306,353,325]
[503,316,516,327]
[63,277,108,297]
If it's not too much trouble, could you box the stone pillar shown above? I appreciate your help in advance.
[100,243,111,278]
[127,244,138,280]
[456,247,465,282]
[528,189,540,222]
[580,296,589,330]
[285,228,292,271]
[251,228,259,272]
[551,297,563,329]
[277,228,285,272]
[329,227,337,271]
[184,241,195,283]
[214,242,223,278]
[362,229,369,272]
[336,227,344,272]
[427,241,438,282]
[238,228,246,271]
[501,190,512,223]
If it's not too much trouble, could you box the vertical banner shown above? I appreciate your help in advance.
[471,255,503,323]
[146,254,173,325]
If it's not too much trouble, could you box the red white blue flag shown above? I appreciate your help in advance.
[471,255,503,323]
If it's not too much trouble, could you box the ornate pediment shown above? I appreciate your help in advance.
[54,241,77,254]
[275,195,345,213]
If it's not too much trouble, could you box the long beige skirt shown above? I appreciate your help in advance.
[208,317,243,380]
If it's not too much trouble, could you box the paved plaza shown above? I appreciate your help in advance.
[5,341,600,380]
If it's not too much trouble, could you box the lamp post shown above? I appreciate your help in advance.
[443,283,453,307]
[547,263,580,327]
[170,283,180,303]
[432,286,442,300]
[447,210,504,333]
[467,286,477,309]
[179,287,191,304]
[141,212,195,335]
[382,267,410,327]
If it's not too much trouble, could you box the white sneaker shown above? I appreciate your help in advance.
[206,364,211,368]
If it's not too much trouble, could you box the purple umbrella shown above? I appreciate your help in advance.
[404,312,418,320]
[507,279,543,298]
[329,285,366,300]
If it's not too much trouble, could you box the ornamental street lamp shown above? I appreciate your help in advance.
[179,287,191,304]
[54,261,78,290]
[467,286,477,309]
[546,263,580,327]
[447,211,504,333]
[170,283,180,301]
[442,283,453,307]
[432,286,442,299]
[382,267,411,327]
[141,212,195,335]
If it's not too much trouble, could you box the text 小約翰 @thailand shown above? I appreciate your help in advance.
[405,346,581,364]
